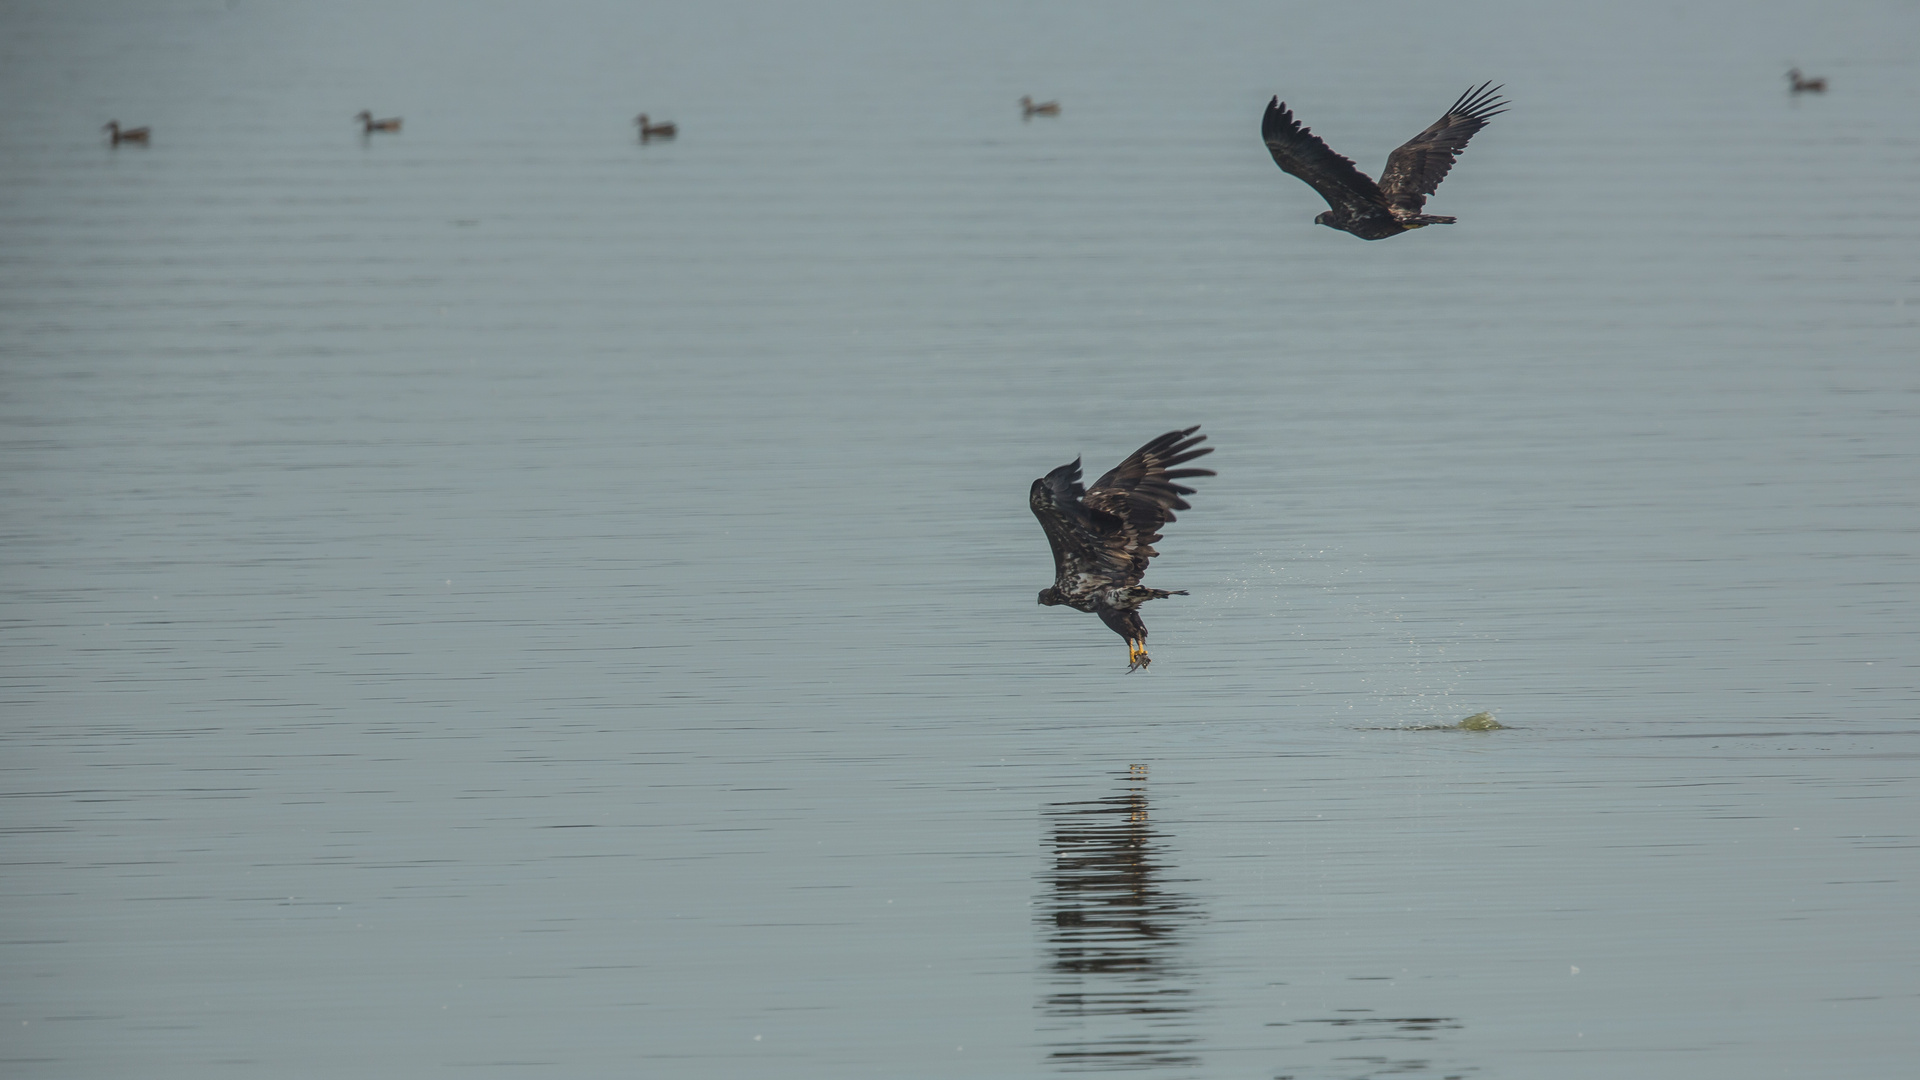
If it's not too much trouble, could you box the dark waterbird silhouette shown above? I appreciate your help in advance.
[1261,82,1507,239]
[1787,68,1828,93]
[635,114,677,140]
[1020,96,1061,118]
[103,121,150,145]
[355,111,402,133]
[1031,427,1214,671]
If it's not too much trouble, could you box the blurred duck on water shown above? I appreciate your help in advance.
[1786,68,1827,92]
[103,121,150,144]
[355,110,402,133]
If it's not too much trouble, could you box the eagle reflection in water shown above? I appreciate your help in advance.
[1038,766,1204,1071]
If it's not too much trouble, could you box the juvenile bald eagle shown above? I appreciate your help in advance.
[1262,82,1507,240]
[1031,427,1214,671]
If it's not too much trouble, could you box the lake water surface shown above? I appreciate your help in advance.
[4,1,1918,1077]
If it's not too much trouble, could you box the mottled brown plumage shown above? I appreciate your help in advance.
[1031,427,1214,671]
[1262,82,1506,240]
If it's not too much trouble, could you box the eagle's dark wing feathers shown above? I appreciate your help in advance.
[1081,426,1215,588]
[1030,458,1096,581]
[1377,82,1507,214]
[1030,427,1215,670]
[1030,428,1216,590]
[1262,96,1388,217]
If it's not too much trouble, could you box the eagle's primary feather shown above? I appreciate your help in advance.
[1262,83,1507,240]
[1031,427,1214,671]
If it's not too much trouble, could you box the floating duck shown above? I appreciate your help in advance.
[1020,96,1061,118]
[103,121,150,145]
[1786,68,1827,93]
[355,110,402,133]
[635,113,677,140]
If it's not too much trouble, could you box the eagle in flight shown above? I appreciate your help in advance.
[1262,82,1507,240]
[1031,427,1215,671]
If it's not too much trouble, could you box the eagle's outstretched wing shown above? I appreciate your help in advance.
[1084,426,1214,588]
[1377,82,1506,215]
[1262,97,1389,218]
[1031,428,1214,590]
[1030,457,1095,582]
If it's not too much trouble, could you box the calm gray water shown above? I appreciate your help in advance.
[4,1,1918,1076]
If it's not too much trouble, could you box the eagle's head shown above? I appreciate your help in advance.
[1037,587,1064,607]
[1313,210,1344,230]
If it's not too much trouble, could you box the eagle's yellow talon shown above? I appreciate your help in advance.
[1125,639,1151,671]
